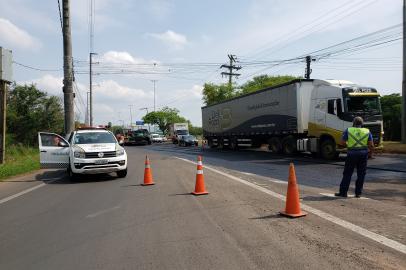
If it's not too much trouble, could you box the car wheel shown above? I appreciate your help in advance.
[68,166,79,181]
[117,169,127,178]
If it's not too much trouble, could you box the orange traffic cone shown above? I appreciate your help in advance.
[280,163,307,218]
[192,156,208,195]
[141,155,155,186]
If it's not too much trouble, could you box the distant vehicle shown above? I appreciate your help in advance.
[151,133,164,143]
[125,129,151,145]
[169,123,189,144]
[38,127,127,179]
[178,135,198,147]
[202,79,383,159]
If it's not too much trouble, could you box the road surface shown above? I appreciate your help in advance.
[0,144,405,269]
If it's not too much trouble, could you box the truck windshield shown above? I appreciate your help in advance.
[345,96,381,114]
[177,130,188,135]
[74,132,116,144]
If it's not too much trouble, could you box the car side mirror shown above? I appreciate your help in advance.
[58,141,69,147]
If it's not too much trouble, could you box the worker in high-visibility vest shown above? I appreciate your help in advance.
[335,116,374,198]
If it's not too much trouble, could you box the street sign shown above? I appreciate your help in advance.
[136,120,144,125]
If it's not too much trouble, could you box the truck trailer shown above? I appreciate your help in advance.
[202,79,383,159]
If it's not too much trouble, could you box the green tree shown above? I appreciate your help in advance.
[7,83,64,145]
[202,75,299,106]
[142,107,187,134]
[240,75,299,95]
[380,93,401,141]
[202,83,235,106]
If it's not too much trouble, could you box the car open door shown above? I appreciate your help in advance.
[38,132,70,169]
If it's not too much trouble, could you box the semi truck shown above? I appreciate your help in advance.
[168,123,189,144]
[202,79,383,159]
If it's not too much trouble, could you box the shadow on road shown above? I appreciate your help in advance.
[35,170,119,184]
[250,213,284,220]
[302,195,342,202]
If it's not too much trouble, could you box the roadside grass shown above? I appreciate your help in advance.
[382,141,406,154]
[0,145,40,180]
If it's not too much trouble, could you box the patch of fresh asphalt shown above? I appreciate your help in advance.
[0,146,405,269]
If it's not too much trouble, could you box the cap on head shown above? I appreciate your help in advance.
[353,116,363,127]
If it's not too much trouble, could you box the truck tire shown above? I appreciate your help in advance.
[282,136,297,155]
[268,137,282,154]
[320,139,338,160]
[229,138,238,150]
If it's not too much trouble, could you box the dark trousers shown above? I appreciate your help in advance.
[339,150,368,195]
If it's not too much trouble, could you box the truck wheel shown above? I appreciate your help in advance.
[282,136,297,155]
[320,139,338,160]
[268,137,282,154]
[229,138,238,150]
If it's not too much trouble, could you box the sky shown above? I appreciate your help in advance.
[0,0,402,127]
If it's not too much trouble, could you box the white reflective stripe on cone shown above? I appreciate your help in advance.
[196,170,203,174]
[145,165,151,168]
[197,161,203,165]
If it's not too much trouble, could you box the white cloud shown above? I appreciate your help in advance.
[96,80,147,100]
[99,51,158,64]
[147,30,188,50]
[19,74,63,97]
[0,18,41,50]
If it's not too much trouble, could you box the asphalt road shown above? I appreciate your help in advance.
[0,144,405,269]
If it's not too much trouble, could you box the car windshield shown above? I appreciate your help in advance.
[152,134,159,138]
[184,135,195,140]
[74,132,116,144]
[345,96,381,113]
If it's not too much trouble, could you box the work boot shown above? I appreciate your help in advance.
[334,192,348,198]
[355,194,361,198]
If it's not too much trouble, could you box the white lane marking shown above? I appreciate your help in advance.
[176,157,406,255]
[86,205,121,218]
[399,215,406,218]
[320,193,369,200]
[242,172,254,176]
[269,179,287,184]
[0,183,46,205]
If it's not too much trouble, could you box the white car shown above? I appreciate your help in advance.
[38,128,128,179]
[151,133,163,143]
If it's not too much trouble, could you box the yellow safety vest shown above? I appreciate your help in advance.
[347,127,370,150]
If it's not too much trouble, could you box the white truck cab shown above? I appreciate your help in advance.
[38,128,127,179]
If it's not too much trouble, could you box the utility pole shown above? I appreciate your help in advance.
[140,107,150,132]
[221,54,241,89]
[128,105,133,129]
[85,91,89,125]
[151,80,157,111]
[62,0,75,135]
[0,47,12,165]
[402,0,406,143]
[89,52,97,126]
[0,81,6,164]
[305,55,316,79]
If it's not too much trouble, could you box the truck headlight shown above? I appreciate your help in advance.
[116,148,125,156]
[73,147,85,158]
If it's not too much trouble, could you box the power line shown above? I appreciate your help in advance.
[13,61,62,72]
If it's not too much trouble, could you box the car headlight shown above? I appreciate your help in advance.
[116,147,125,156]
[73,146,85,158]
